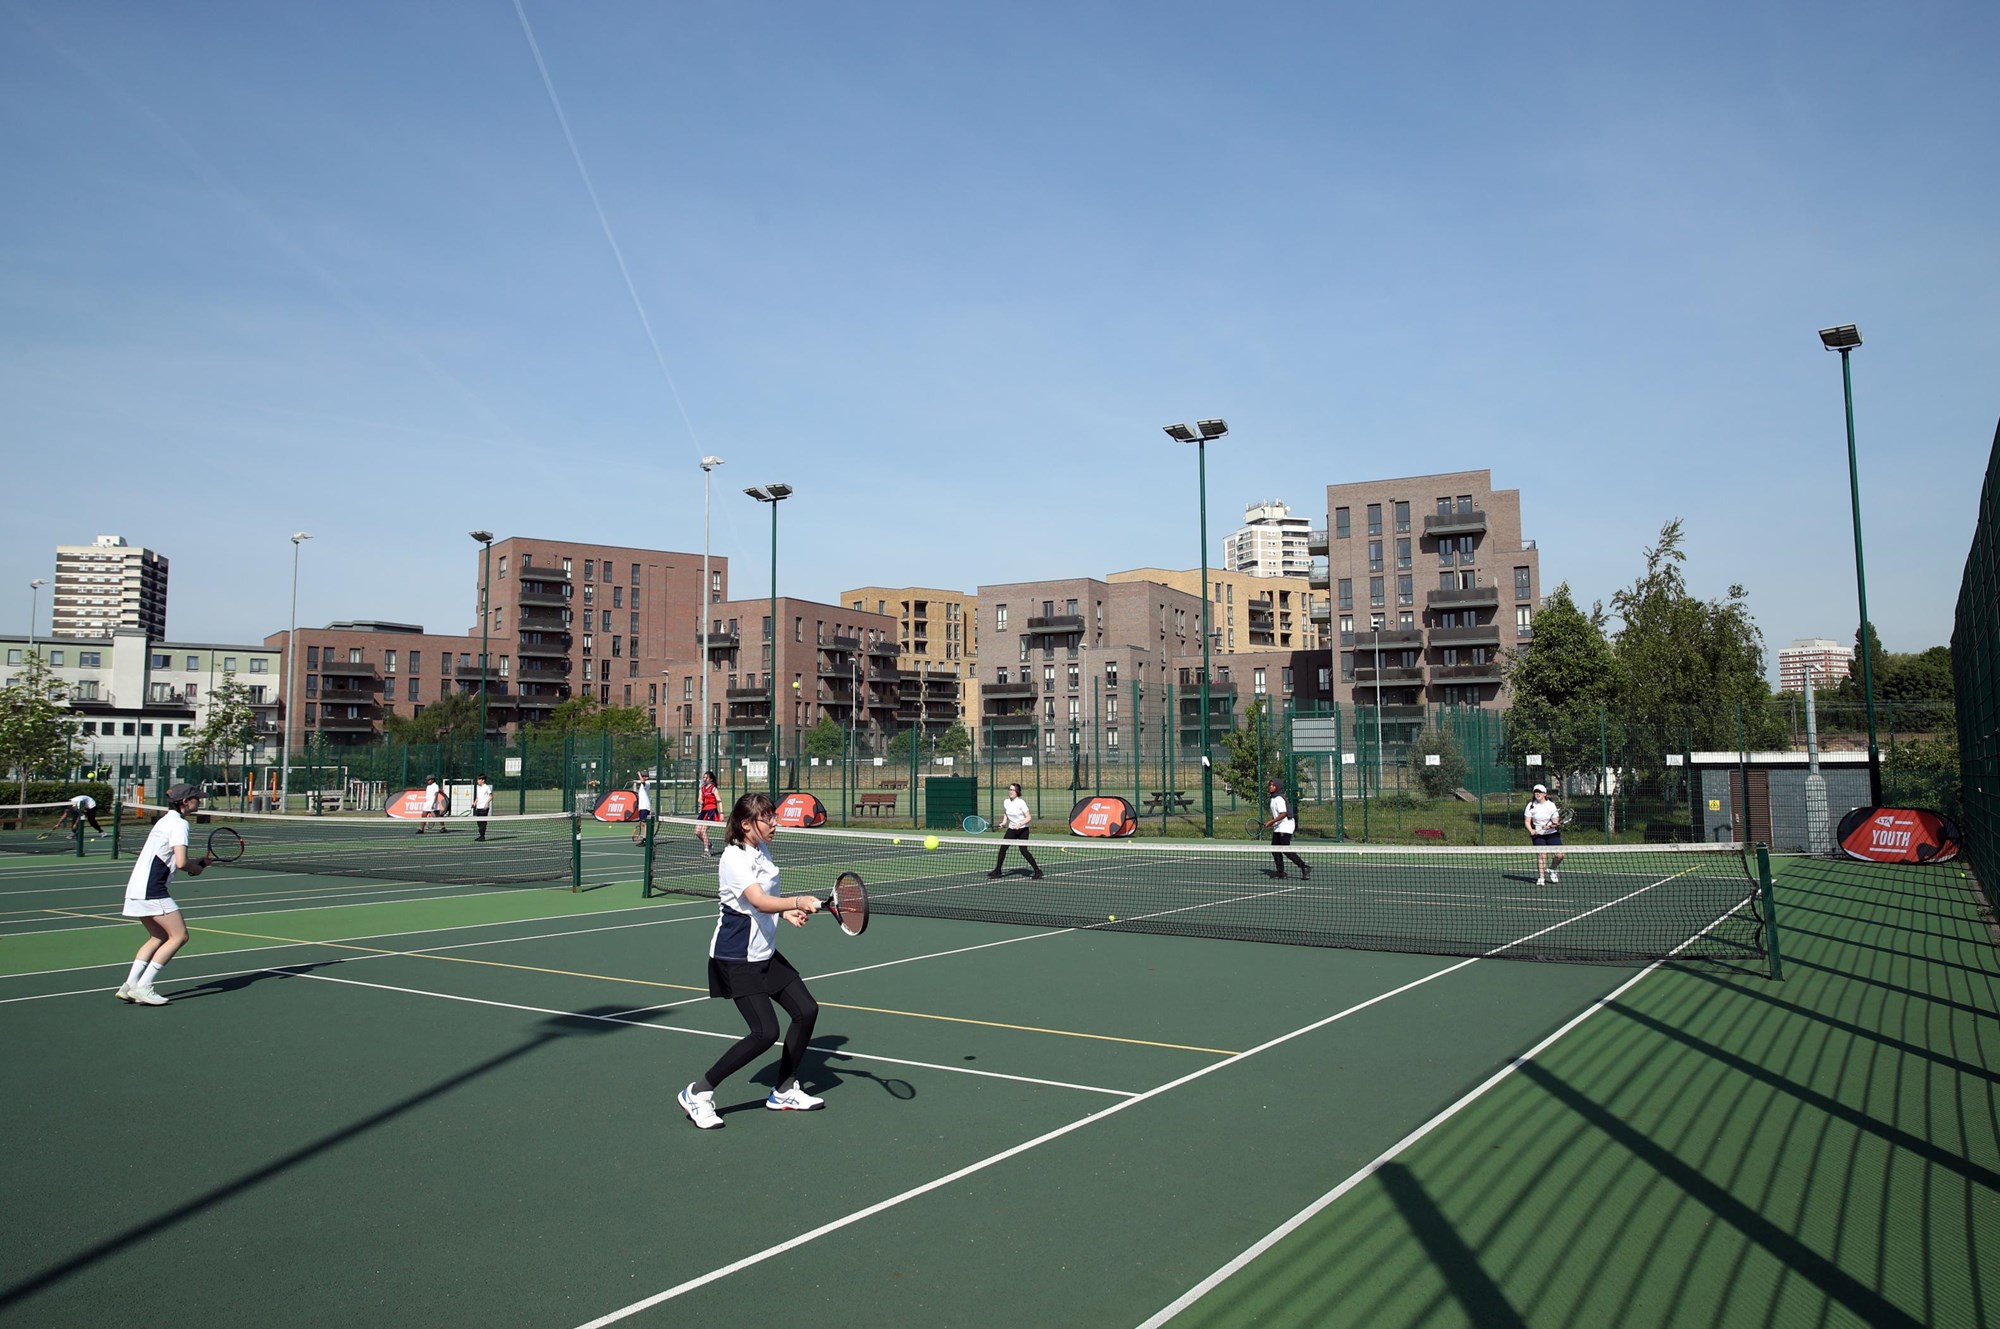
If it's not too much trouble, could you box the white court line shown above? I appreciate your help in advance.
[284,970,1138,1098]
[1136,890,1753,1326]
[569,869,1717,1328]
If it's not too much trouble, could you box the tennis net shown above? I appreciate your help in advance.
[117,803,576,887]
[0,803,86,855]
[645,817,1769,968]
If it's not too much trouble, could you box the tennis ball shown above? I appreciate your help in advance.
[923,835,939,850]
[1108,914,1117,922]
[892,838,902,846]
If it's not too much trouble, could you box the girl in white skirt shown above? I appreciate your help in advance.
[117,784,210,1006]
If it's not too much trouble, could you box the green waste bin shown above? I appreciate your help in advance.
[925,776,977,830]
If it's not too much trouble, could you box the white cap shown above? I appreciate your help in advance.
[1532,784,1548,793]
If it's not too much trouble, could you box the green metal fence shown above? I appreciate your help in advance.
[1953,420,2000,888]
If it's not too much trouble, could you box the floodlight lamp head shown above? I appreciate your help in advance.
[469,529,495,544]
[701,455,724,470]
[1196,418,1229,439]
[291,532,312,544]
[1163,423,1198,442]
[1818,324,1862,351]
[30,578,47,588]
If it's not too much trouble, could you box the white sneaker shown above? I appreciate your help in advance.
[765,1085,825,1111]
[1549,871,1559,884]
[114,984,134,1003]
[1535,877,1546,887]
[679,1084,723,1129]
[130,986,169,1006]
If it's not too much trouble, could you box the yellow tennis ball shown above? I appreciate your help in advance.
[892,838,902,846]
[923,835,939,850]
[1108,914,1116,922]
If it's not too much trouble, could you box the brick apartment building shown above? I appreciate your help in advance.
[841,585,975,737]
[1105,566,1321,654]
[660,596,902,759]
[1311,469,1541,742]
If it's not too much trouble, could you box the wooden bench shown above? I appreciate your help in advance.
[1412,828,1447,844]
[854,793,897,816]
[880,779,908,790]
[1143,791,1193,814]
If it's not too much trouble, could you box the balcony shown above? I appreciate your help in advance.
[984,715,1036,731]
[1430,624,1501,647]
[518,608,569,631]
[1355,628,1424,650]
[315,713,376,731]
[1432,662,1505,684]
[867,639,900,657]
[318,686,379,707]
[1306,528,1329,555]
[725,685,770,700]
[825,634,862,652]
[1024,614,1084,636]
[1307,562,1329,590]
[1308,602,1331,623]
[1428,586,1499,609]
[1353,665,1425,684]
[455,661,501,679]
[516,633,570,658]
[724,713,771,731]
[516,564,570,584]
[700,629,740,653]
[1424,508,1488,537]
[318,659,377,677]
[517,586,568,607]
[1380,704,1427,721]
[982,681,1034,699]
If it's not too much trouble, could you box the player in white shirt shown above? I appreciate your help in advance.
[678,792,825,1130]
[1524,784,1565,885]
[1260,778,1311,880]
[116,784,210,1005]
[55,793,106,837]
[631,778,652,845]
[987,783,1043,879]
[472,774,494,841]
[417,776,443,834]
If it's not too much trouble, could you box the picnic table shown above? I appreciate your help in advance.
[1143,790,1193,814]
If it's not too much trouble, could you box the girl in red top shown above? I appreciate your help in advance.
[696,770,720,856]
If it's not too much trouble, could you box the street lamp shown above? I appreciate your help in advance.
[27,578,47,654]
[1819,323,1882,805]
[700,457,723,776]
[745,483,793,795]
[470,531,495,775]
[1165,418,1228,837]
[281,533,311,812]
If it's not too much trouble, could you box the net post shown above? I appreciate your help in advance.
[642,792,656,897]
[74,806,85,857]
[571,810,583,893]
[111,779,124,858]
[1756,841,1782,980]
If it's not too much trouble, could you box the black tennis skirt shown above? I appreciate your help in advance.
[708,951,803,1000]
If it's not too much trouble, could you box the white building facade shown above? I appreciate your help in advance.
[1223,501,1313,578]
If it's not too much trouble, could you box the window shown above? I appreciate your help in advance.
[1107,728,1120,749]
[1335,507,1350,538]
[584,559,595,581]
[1043,663,1056,687]
[50,650,64,666]
[711,570,722,602]
[1281,667,1294,693]
[1339,614,1353,645]
[80,651,101,667]
[1366,504,1382,537]
[1370,577,1384,608]
[631,612,639,634]
[409,651,420,673]
[683,677,692,701]
[152,653,171,668]
[498,555,508,579]
[348,648,362,664]
[411,678,422,699]
[1368,539,1383,573]
[1104,661,1118,688]
[1440,542,1455,567]
[1394,500,1410,534]
[624,685,632,706]
[305,676,318,697]
[1517,605,1534,634]
[1396,538,1411,570]
[140,723,154,737]
[611,636,622,657]
[74,682,99,701]
[1067,697,1081,721]
[1398,574,1413,607]
[1514,566,1532,600]
[613,586,623,609]
[4,649,17,666]
[996,604,1008,631]
[582,634,593,655]
[1253,667,1267,695]
[1441,572,1457,591]
[1067,662,1080,689]
[123,722,137,736]
[631,562,640,585]
[249,658,267,673]
[186,655,200,670]
[384,650,397,673]
[1458,535,1475,561]
[384,678,397,700]
[1064,598,1078,616]
[995,667,1009,685]
[1457,494,1474,513]
[1337,578,1352,610]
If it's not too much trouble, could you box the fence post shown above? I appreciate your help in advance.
[571,810,583,893]
[1757,842,1782,980]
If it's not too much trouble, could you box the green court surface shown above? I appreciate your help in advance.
[0,829,1992,1328]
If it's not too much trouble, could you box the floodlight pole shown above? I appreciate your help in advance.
[281,534,310,812]
[747,484,792,796]
[1167,420,1228,837]
[700,457,723,775]
[470,531,494,778]
[1823,327,1883,804]
[27,579,46,655]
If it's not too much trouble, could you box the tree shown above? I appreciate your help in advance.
[0,651,79,811]
[1216,698,1299,804]
[1409,726,1469,800]
[184,671,261,791]
[383,689,481,746]
[537,695,653,737]
[801,716,844,760]
[1503,583,1617,796]
[934,723,972,757]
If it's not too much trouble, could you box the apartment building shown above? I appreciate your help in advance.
[0,629,280,760]
[50,535,169,639]
[1777,638,1854,694]
[264,621,491,747]
[1311,470,1541,741]
[1223,500,1314,578]
[841,585,975,736]
[1105,567,1321,654]
[660,597,902,759]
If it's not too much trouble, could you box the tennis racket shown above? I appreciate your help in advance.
[203,827,246,866]
[1245,816,1265,839]
[819,870,868,937]
[962,815,989,834]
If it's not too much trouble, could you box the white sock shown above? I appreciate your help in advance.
[125,959,148,988]
[141,961,165,988]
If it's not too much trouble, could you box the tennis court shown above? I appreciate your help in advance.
[0,814,1992,1327]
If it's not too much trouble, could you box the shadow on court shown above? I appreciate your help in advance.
[0,1003,642,1316]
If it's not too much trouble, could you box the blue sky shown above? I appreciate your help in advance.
[5,1,1995,669]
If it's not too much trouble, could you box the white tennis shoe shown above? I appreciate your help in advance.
[679,1084,723,1129]
[765,1085,825,1111]
[129,986,169,1006]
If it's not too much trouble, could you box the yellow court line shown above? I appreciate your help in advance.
[170,921,1238,1057]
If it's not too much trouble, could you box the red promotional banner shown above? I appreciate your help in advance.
[384,789,433,820]
[1068,795,1138,838]
[775,791,827,828]
[593,789,641,823]
[1834,806,1962,864]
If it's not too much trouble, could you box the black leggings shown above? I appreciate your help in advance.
[702,976,819,1090]
[994,827,1039,873]
[1270,831,1308,874]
